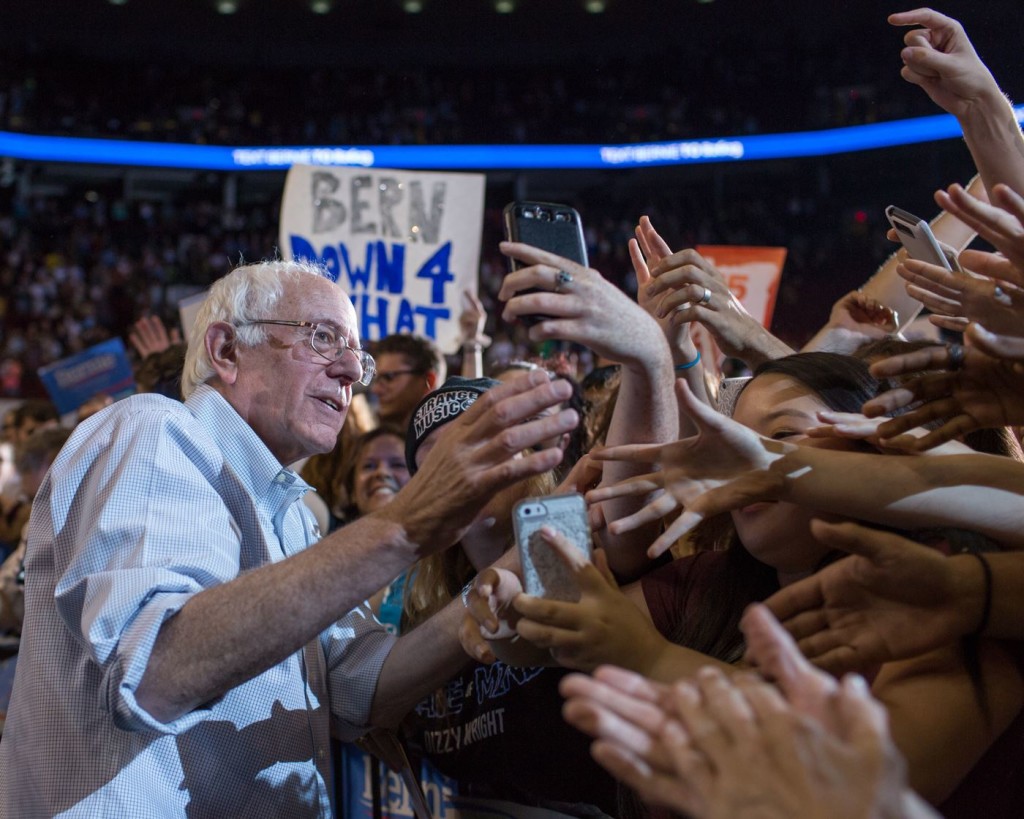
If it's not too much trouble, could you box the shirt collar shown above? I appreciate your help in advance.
[185,384,311,501]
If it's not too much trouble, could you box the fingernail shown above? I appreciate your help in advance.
[843,673,869,694]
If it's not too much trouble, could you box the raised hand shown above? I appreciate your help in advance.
[806,410,973,456]
[645,247,790,364]
[386,369,578,548]
[663,668,909,819]
[762,521,980,676]
[802,291,899,355]
[897,255,1024,337]
[559,667,695,811]
[888,8,1001,119]
[934,182,1024,284]
[740,603,840,729]
[864,343,1024,450]
[461,565,525,664]
[457,288,492,347]
[631,216,693,355]
[513,529,670,674]
[587,380,792,557]
[829,291,898,338]
[499,241,670,369]
[129,314,182,359]
[561,660,916,819]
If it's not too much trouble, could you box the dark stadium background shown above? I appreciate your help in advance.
[1,0,1023,396]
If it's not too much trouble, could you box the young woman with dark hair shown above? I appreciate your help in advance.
[478,353,1022,817]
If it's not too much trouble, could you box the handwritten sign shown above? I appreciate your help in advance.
[279,166,485,352]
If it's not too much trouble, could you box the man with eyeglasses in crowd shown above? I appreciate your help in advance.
[0,259,578,817]
[370,333,446,431]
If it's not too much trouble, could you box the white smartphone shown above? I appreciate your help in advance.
[513,493,593,602]
[884,206,962,272]
[861,206,963,331]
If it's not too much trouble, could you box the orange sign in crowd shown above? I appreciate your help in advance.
[692,245,787,376]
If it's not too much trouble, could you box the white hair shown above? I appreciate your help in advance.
[181,259,334,398]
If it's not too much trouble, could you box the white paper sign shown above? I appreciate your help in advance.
[279,166,486,352]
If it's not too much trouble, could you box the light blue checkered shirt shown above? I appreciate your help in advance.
[0,385,396,817]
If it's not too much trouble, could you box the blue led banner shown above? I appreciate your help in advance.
[2,108,1022,171]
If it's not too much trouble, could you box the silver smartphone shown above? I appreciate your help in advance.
[513,493,593,602]
[861,205,963,331]
[884,206,962,272]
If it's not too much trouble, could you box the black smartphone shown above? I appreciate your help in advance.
[502,201,588,325]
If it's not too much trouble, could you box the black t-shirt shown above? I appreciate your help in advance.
[402,661,618,816]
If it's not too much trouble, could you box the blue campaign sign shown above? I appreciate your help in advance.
[339,744,461,819]
[37,337,135,415]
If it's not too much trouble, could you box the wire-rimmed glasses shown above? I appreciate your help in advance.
[240,320,376,386]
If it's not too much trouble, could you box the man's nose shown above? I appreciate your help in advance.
[326,353,361,385]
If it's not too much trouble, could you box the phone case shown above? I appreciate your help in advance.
[863,205,959,331]
[513,494,593,602]
[502,201,589,270]
[502,201,588,326]
[885,206,952,271]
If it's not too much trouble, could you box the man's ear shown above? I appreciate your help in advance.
[205,322,240,385]
[425,370,442,391]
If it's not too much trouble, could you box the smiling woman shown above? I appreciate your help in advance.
[345,426,412,519]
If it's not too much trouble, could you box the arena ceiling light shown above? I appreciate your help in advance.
[107,0,129,5]
[310,0,332,13]
[401,0,424,12]
[583,0,607,12]
[494,0,516,12]
[215,0,239,13]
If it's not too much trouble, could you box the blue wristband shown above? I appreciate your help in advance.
[675,352,701,371]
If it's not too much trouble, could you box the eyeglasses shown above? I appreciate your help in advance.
[240,320,376,386]
[374,369,424,385]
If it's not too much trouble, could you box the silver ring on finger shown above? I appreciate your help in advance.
[699,286,712,305]
[554,269,574,293]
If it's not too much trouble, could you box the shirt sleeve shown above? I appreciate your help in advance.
[321,603,397,741]
[49,406,245,734]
